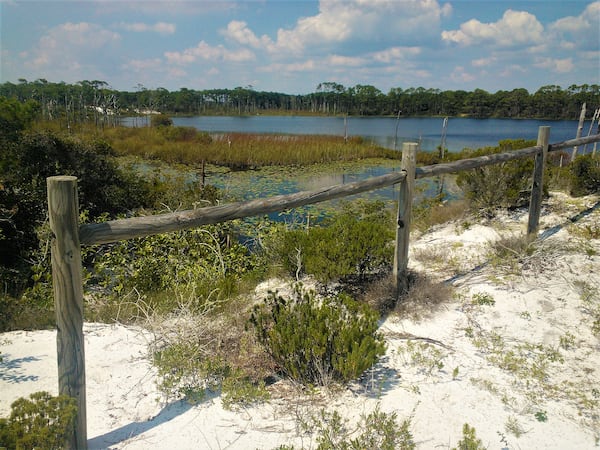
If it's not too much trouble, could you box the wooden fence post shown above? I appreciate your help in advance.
[394,142,417,294]
[47,176,87,450]
[527,126,550,238]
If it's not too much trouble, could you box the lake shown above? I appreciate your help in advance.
[165,115,580,153]
[121,115,585,219]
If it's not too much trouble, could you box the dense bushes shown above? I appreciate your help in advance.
[456,139,538,214]
[570,154,600,196]
[0,391,76,450]
[266,201,394,283]
[249,284,386,385]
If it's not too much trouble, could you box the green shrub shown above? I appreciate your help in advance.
[0,391,77,450]
[570,154,600,196]
[85,225,263,321]
[150,113,173,128]
[456,139,538,214]
[249,284,386,386]
[451,423,487,450]
[268,201,393,282]
[302,405,415,450]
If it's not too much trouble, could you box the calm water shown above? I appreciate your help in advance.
[164,115,580,152]
[121,115,585,215]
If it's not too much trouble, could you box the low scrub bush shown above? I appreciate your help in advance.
[85,225,264,321]
[0,391,77,450]
[266,201,393,283]
[312,406,415,450]
[249,284,386,386]
[569,154,600,196]
[456,139,538,215]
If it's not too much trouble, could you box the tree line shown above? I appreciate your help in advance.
[1,79,598,121]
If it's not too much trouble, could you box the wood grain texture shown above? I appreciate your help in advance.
[527,127,550,237]
[80,171,407,245]
[394,142,417,294]
[47,176,87,450]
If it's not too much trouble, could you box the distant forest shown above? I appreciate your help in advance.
[1,79,598,121]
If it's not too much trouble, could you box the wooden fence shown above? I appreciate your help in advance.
[46,127,600,449]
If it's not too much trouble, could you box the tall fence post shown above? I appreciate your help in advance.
[394,142,417,294]
[527,126,550,238]
[47,176,87,450]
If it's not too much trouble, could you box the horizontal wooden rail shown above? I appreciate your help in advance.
[80,170,407,245]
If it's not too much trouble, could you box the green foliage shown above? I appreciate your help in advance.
[152,343,269,408]
[0,391,77,450]
[569,154,600,196]
[268,201,393,282]
[452,423,487,450]
[310,405,415,450]
[153,343,230,403]
[456,139,538,214]
[0,96,39,141]
[249,284,385,386]
[0,129,154,300]
[85,225,263,320]
[150,113,173,128]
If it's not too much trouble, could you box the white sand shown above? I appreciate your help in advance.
[1,192,599,449]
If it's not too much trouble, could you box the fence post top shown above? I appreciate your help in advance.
[47,175,78,182]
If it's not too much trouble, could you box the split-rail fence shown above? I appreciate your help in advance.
[46,126,600,449]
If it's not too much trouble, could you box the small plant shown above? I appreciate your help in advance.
[453,366,460,380]
[472,292,495,306]
[534,410,548,422]
[312,405,415,450]
[398,340,446,376]
[452,423,486,450]
[249,284,386,386]
[0,391,77,450]
[559,332,576,350]
[569,154,600,196]
[505,415,525,438]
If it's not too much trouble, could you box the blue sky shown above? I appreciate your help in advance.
[1,1,598,94]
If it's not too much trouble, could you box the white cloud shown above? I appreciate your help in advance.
[255,0,451,55]
[534,57,574,74]
[472,56,497,68]
[371,47,421,64]
[164,41,255,65]
[221,20,274,50]
[123,58,163,72]
[442,9,544,47]
[25,22,120,70]
[549,1,600,51]
[118,22,176,35]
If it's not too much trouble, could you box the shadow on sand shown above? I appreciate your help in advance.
[88,394,216,449]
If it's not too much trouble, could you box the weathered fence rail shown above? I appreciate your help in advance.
[47,127,600,449]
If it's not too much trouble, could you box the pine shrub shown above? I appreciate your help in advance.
[249,284,386,386]
[570,154,600,196]
[0,391,77,450]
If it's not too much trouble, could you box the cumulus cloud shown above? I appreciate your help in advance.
[221,20,274,50]
[534,57,574,74]
[549,1,600,51]
[25,22,120,71]
[442,9,544,47]
[241,0,452,55]
[164,41,255,65]
[118,22,176,35]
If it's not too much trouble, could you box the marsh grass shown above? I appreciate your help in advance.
[100,126,397,167]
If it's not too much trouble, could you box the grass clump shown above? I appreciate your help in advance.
[249,284,385,386]
[0,391,77,450]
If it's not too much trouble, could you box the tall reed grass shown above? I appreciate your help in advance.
[100,126,397,167]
